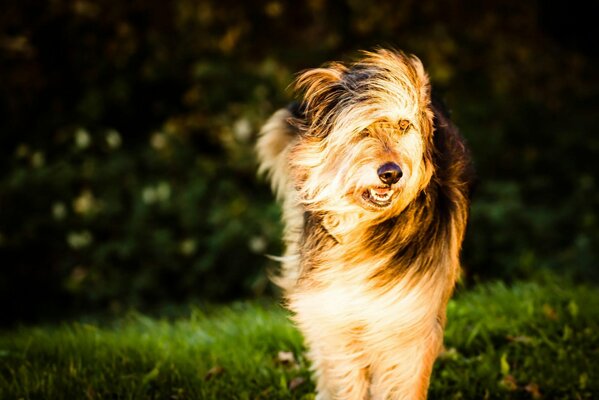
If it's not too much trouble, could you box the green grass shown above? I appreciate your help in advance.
[1,280,597,399]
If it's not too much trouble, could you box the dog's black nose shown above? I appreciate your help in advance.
[377,162,403,185]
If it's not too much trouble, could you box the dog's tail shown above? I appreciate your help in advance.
[256,103,304,291]
[256,103,302,200]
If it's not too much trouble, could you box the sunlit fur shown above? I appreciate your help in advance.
[257,49,473,399]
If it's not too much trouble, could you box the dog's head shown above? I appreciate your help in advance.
[289,49,435,223]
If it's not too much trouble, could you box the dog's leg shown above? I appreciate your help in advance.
[307,339,370,400]
[368,320,443,400]
[303,324,370,400]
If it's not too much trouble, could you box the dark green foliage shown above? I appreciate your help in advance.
[0,280,597,399]
[1,1,598,320]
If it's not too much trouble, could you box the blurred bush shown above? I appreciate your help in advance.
[0,0,597,322]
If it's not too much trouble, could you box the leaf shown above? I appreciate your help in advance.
[579,373,588,389]
[506,335,533,344]
[562,325,572,341]
[289,376,306,391]
[141,363,161,386]
[567,300,579,318]
[500,374,518,391]
[204,365,224,381]
[524,383,542,399]
[279,374,287,390]
[86,385,95,400]
[465,323,481,346]
[500,353,510,376]
[542,304,558,320]
[438,347,460,361]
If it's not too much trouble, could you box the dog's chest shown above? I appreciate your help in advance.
[291,268,434,334]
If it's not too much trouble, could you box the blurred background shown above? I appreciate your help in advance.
[1,0,597,325]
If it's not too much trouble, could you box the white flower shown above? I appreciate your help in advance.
[142,187,157,204]
[249,236,267,253]
[142,182,171,204]
[233,118,252,142]
[31,151,45,167]
[75,128,91,149]
[180,238,197,256]
[67,230,93,249]
[156,181,171,202]
[73,190,96,215]
[106,129,122,149]
[15,144,29,158]
[150,132,167,150]
[52,202,67,220]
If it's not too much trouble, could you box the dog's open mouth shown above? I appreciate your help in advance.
[362,186,395,207]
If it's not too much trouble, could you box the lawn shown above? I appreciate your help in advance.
[1,279,597,399]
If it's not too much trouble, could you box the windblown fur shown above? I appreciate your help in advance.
[257,49,473,399]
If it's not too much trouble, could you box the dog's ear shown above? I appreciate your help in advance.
[294,64,347,137]
[430,94,477,200]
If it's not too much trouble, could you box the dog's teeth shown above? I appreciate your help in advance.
[369,188,393,202]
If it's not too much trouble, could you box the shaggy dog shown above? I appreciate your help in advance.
[257,48,473,399]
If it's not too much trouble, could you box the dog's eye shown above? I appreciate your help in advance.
[398,120,412,132]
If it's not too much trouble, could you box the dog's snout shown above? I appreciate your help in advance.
[377,162,403,185]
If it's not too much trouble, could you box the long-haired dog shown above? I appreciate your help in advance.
[257,48,473,399]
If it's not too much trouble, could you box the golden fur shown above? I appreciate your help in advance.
[257,49,473,399]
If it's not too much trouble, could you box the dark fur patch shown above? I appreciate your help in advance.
[299,211,338,280]
[367,100,473,283]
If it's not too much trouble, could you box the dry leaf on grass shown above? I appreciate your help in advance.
[524,382,542,399]
[277,351,296,366]
[288,376,306,391]
[500,374,518,391]
[204,365,224,381]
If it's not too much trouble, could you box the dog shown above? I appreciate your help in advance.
[256,48,473,399]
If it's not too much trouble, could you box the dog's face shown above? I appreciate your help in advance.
[290,50,435,222]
